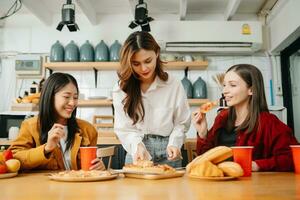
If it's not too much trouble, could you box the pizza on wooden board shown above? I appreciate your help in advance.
[123,160,176,174]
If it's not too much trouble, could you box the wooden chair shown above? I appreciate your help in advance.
[97,146,115,169]
[184,139,198,163]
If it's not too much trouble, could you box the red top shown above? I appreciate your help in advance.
[196,109,299,171]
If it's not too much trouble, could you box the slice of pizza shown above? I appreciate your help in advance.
[123,160,176,174]
[200,101,218,113]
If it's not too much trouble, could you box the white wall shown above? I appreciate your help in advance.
[0,13,278,138]
[267,0,300,53]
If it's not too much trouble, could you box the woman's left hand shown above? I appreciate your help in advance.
[89,158,106,170]
[252,161,259,172]
[166,146,182,161]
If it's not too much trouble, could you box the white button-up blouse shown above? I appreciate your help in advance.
[113,75,191,157]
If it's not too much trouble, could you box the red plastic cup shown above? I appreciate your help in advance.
[80,147,97,171]
[290,145,300,174]
[231,146,253,177]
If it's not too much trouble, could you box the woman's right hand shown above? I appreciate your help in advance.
[44,123,65,154]
[192,109,208,139]
[133,143,151,164]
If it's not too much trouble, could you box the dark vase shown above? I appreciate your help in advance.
[193,76,207,98]
[181,68,193,98]
[80,40,94,62]
[64,40,79,62]
[95,40,109,61]
[50,40,64,62]
[109,40,122,61]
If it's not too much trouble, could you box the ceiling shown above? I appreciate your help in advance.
[0,0,278,25]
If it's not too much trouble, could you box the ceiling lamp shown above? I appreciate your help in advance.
[56,0,79,32]
[129,0,154,32]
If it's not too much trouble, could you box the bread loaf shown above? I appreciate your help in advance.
[27,93,40,100]
[217,161,244,177]
[31,98,39,104]
[190,160,224,177]
[186,146,233,173]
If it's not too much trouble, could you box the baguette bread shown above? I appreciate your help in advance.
[190,160,224,177]
[217,161,244,177]
[186,146,233,173]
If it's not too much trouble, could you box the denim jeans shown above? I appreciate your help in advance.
[125,135,182,168]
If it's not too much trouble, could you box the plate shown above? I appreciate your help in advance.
[123,170,185,180]
[188,174,237,181]
[0,172,18,179]
[48,172,118,182]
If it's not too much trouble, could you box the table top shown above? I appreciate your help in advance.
[1,171,299,200]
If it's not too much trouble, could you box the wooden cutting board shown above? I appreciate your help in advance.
[123,170,185,180]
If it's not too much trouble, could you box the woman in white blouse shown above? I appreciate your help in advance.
[113,31,191,167]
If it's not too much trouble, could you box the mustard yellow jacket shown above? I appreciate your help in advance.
[9,116,98,170]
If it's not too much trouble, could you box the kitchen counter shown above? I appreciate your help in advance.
[1,172,299,200]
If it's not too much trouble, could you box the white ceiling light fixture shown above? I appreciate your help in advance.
[129,0,154,32]
[56,0,79,32]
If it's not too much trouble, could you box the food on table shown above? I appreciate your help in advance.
[54,170,112,178]
[186,146,233,173]
[0,149,20,174]
[186,146,243,178]
[3,149,13,161]
[5,159,21,173]
[0,161,8,174]
[217,161,244,177]
[200,101,218,113]
[190,160,224,177]
[123,160,176,174]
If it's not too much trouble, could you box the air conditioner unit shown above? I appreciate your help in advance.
[151,21,263,53]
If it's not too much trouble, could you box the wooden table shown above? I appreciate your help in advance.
[1,172,299,200]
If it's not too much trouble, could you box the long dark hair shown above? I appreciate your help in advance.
[118,31,168,125]
[38,72,79,150]
[225,64,269,133]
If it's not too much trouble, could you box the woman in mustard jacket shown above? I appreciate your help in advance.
[9,73,105,170]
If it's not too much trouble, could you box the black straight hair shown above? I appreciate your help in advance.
[38,72,79,151]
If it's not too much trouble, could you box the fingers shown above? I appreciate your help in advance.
[192,110,205,123]
[48,125,66,140]
[45,124,66,152]
[89,158,106,170]
[167,147,173,158]
[50,123,65,132]
[167,146,181,161]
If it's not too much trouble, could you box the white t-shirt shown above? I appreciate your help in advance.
[113,75,191,157]
[59,126,72,170]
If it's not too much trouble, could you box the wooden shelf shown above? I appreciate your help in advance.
[43,61,208,71]
[43,62,119,71]
[188,99,209,106]
[164,61,208,70]
[78,99,113,107]
[0,140,11,146]
[78,98,208,107]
